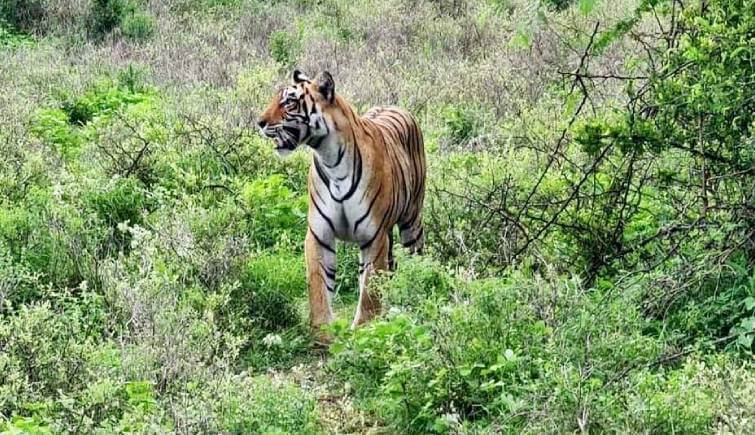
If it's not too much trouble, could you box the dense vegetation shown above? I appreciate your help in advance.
[1,0,753,432]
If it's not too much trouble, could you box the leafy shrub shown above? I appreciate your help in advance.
[0,294,108,416]
[268,30,301,67]
[89,0,128,38]
[88,0,155,41]
[439,105,489,148]
[61,80,151,126]
[329,264,676,432]
[86,89,165,185]
[376,254,455,310]
[171,373,319,433]
[234,251,306,332]
[84,176,153,253]
[121,10,156,41]
[0,22,35,47]
[0,0,45,34]
[30,108,83,159]
[0,190,79,298]
[240,174,307,248]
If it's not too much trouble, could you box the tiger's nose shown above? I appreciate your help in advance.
[257,119,267,129]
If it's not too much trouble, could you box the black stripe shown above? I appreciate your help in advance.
[310,193,335,232]
[309,134,325,149]
[360,208,391,250]
[332,142,362,203]
[402,227,423,248]
[301,99,309,120]
[321,264,336,280]
[354,184,382,232]
[310,228,335,253]
[324,145,345,168]
[314,159,330,185]
[399,211,419,231]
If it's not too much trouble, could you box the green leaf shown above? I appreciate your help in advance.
[579,0,597,15]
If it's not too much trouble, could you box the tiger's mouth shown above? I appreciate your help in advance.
[274,135,298,155]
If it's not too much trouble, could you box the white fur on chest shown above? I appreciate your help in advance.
[311,179,375,243]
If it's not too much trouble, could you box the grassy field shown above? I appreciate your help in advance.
[1,0,754,433]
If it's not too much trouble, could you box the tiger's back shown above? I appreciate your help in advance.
[361,106,426,252]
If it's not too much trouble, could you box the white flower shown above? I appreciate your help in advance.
[262,333,283,347]
[117,220,131,233]
[442,412,460,426]
[52,183,64,201]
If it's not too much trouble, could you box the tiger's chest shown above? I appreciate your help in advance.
[328,193,373,242]
[311,179,378,244]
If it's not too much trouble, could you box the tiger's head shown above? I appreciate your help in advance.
[257,69,336,156]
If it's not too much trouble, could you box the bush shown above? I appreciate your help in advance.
[170,373,319,433]
[88,0,155,41]
[0,294,108,418]
[0,22,35,46]
[84,176,153,253]
[121,10,156,41]
[60,80,151,126]
[234,251,306,332]
[328,265,671,432]
[268,30,301,68]
[0,189,93,298]
[30,108,83,159]
[0,0,45,34]
[240,174,307,248]
[89,0,127,39]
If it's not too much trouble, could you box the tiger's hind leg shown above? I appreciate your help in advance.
[399,214,424,255]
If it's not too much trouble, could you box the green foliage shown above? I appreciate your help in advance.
[192,374,320,433]
[440,105,483,147]
[120,9,156,41]
[30,76,152,162]
[89,0,127,38]
[0,23,34,47]
[30,108,83,159]
[541,0,577,11]
[268,30,301,68]
[235,251,305,332]
[0,0,45,34]
[240,174,307,248]
[89,0,155,41]
[61,80,150,126]
[329,263,679,432]
[84,176,153,252]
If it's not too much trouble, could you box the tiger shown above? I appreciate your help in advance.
[257,69,426,337]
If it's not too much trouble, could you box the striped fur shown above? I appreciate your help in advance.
[257,70,426,335]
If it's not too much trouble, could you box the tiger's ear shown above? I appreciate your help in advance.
[292,69,310,84]
[315,71,335,104]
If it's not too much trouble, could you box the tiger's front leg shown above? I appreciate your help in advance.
[352,230,390,327]
[305,227,336,341]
